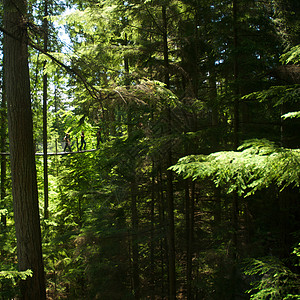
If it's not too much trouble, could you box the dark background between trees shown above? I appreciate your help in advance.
[0,0,300,299]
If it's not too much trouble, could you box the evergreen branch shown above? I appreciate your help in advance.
[171,139,300,196]
[282,111,300,119]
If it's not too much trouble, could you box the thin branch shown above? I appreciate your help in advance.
[0,25,104,111]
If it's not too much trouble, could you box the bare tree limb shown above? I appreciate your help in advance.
[0,25,104,110]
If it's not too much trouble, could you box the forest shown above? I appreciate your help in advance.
[0,0,300,299]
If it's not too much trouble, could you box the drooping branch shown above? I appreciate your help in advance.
[0,25,104,109]
[29,39,103,103]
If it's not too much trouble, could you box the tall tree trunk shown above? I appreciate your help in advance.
[3,0,46,298]
[150,161,156,300]
[231,1,240,299]
[125,39,140,299]
[162,5,176,299]
[0,83,7,227]
[130,178,140,300]
[185,180,192,299]
[208,59,218,128]
[190,182,196,297]
[232,0,240,247]
[127,110,140,299]
[162,6,170,90]
[184,131,193,299]
[158,164,167,299]
[233,0,239,150]
[43,0,49,219]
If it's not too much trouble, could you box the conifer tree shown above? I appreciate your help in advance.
[3,0,46,298]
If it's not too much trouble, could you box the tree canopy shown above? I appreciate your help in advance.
[0,0,299,299]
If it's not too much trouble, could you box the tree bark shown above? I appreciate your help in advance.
[158,164,167,299]
[128,109,140,299]
[185,180,192,299]
[231,1,240,299]
[43,0,49,219]
[3,0,46,298]
[130,178,140,300]
[0,81,7,227]
[162,5,176,299]
[233,0,239,150]
[150,161,155,300]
